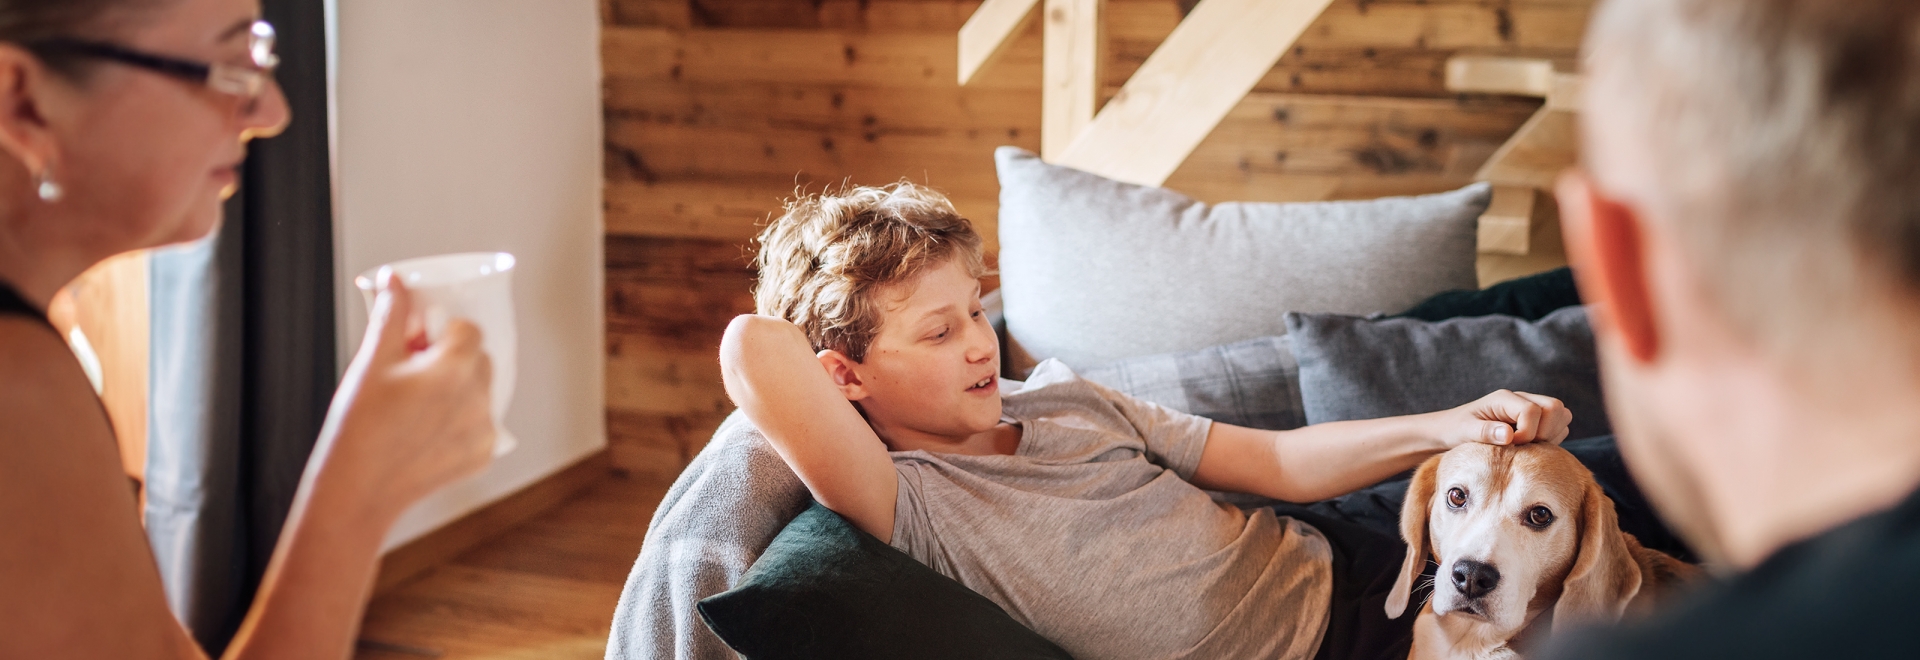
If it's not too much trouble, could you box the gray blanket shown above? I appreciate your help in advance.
[605,411,809,660]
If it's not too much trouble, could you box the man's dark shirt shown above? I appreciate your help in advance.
[1544,484,1920,659]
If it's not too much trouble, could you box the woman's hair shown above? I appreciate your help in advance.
[753,181,987,363]
[1,0,153,76]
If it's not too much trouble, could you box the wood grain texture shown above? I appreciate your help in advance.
[959,0,1040,84]
[356,474,671,660]
[603,235,755,478]
[1040,0,1105,158]
[1475,106,1577,189]
[1054,0,1339,186]
[1165,92,1539,202]
[372,451,614,597]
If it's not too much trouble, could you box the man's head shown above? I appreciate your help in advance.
[1560,0,1920,566]
[753,182,1000,447]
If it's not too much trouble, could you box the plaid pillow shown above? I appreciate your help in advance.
[1080,335,1305,432]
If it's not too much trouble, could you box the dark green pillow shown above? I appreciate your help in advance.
[1394,266,1581,322]
[697,503,1074,660]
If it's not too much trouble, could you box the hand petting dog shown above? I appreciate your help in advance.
[1439,390,1575,449]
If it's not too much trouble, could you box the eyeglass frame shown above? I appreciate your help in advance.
[27,20,279,101]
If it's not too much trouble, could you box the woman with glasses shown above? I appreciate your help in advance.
[0,0,497,657]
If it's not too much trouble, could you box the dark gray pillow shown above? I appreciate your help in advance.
[1080,336,1305,432]
[697,503,1073,660]
[1286,306,1611,441]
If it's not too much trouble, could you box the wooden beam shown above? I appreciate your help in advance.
[1475,105,1577,189]
[1446,56,1556,97]
[1052,0,1338,186]
[1476,192,1568,288]
[1547,71,1582,111]
[1041,0,1105,159]
[959,0,1041,85]
[1477,185,1536,255]
[1444,56,1585,257]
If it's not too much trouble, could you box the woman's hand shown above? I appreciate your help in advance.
[1436,390,1572,449]
[311,272,496,523]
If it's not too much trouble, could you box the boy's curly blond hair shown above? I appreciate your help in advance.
[753,181,987,362]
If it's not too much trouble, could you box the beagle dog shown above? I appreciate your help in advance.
[1385,442,1698,660]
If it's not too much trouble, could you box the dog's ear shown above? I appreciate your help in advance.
[1386,455,1443,619]
[1552,481,1643,627]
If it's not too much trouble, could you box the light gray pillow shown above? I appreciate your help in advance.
[995,146,1488,370]
[1286,305,1611,441]
[1080,336,1304,432]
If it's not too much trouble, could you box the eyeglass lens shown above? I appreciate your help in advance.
[250,21,278,70]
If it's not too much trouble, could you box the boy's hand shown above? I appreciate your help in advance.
[1437,390,1572,448]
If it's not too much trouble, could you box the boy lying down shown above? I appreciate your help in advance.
[720,182,1573,659]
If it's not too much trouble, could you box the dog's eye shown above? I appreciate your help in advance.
[1446,487,1467,509]
[1525,505,1556,529]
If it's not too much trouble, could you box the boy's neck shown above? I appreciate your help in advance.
[878,422,1021,457]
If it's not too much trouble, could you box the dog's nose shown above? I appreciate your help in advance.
[1450,559,1501,599]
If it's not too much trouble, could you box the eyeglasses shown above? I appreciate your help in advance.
[32,20,279,101]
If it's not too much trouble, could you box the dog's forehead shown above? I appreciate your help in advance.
[1435,443,1586,504]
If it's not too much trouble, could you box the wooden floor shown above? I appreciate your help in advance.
[354,472,671,660]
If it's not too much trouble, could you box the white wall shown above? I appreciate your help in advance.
[331,0,606,550]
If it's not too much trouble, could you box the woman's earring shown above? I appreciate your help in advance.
[35,167,61,202]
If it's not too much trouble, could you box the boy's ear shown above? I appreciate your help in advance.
[816,349,869,401]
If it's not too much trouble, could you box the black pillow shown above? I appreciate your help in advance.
[1395,266,1581,321]
[1287,305,1610,441]
[697,503,1074,660]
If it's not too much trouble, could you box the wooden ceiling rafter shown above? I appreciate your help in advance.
[958,0,1041,86]
[959,0,1338,185]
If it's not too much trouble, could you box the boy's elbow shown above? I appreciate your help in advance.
[723,315,786,358]
[720,314,813,383]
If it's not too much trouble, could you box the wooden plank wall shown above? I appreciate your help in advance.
[600,0,1594,479]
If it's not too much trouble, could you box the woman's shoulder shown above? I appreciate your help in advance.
[0,315,77,374]
[0,317,113,446]
[0,316,88,390]
[0,319,186,656]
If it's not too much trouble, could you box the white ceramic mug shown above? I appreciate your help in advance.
[355,252,519,457]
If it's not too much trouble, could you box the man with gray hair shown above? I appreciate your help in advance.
[1545,0,1920,657]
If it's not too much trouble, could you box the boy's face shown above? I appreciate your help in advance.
[838,257,1002,447]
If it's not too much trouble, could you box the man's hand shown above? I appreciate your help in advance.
[1437,390,1572,448]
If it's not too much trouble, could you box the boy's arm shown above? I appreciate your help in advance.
[720,314,899,541]
[1191,390,1570,502]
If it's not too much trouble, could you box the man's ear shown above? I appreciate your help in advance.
[0,44,61,179]
[816,349,869,401]
[1557,169,1659,364]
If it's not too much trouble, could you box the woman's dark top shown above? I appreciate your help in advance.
[0,280,50,328]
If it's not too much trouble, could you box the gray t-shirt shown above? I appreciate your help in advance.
[889,360,1333,659]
